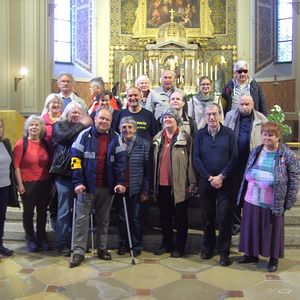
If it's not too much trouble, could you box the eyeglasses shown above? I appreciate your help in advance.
[237,69,248,74]
[200,83,211,86]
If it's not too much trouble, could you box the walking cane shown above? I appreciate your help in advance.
[122,195,136,265]
[70,195,77,260]
[90,212,95,254]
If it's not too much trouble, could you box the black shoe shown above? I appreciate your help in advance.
[0,245,14,257]
[69,254,85,268]
[117,247,127,255]
[201,249,213,260]
[171,250,184,258]
[238,255,259,264]
[133,250,142,257]
[153,245,172,256]
[267,257,278,272]
[98,249,112,260]
[219,254,230,266]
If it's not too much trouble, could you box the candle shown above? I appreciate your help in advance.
[196,60,199,74]
[144,60,147,74]
[214,65,218,81]
[135,63,137,79]
[139,62,142,76]
[205,62,208,76]
[201,62,203,77]
[130,66,133,80]
[210,66,213,80]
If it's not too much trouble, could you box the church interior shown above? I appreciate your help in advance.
[0,0,300,299]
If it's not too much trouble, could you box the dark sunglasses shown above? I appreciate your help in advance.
[237,69,248,74]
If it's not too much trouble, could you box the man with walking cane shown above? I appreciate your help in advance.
[69,108,126,268]
[115,117,150,258]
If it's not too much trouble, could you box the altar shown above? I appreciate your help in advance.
[109,0,237,95]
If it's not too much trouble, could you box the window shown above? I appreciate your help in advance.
[54,0,72,63]
[276,0,293,62]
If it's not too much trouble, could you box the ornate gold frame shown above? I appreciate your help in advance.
[132,0,215,39]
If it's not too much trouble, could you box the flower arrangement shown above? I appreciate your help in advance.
[267,105,292,136]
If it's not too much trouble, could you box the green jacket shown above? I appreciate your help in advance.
[153,128,196,204]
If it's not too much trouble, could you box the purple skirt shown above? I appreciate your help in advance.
[238,201,284,259]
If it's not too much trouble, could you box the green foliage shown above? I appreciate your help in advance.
[267,105,292,136]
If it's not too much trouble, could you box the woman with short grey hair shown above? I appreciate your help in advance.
[135,75,152,110]
[14,115,52,252]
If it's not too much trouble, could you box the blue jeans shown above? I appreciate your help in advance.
[55,176,74,250]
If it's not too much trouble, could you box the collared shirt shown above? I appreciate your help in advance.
[207,125,221,138]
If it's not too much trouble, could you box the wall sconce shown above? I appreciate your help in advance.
[14,67,28,91]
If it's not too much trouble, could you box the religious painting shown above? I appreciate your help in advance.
[208,0,226,34]
[121,0,139,34]
[146,0,200,28]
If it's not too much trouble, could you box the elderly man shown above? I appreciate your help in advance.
[69,108,126,268]
[148,70,184,121]
[224,94,268,234]
[56,72,87,112]
[115,116,150,257]
[193,103,237,266]
[113,87,159,142]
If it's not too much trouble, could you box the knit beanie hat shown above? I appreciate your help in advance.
[161,107,182,126]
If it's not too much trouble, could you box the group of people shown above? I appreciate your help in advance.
[0,60,299,274]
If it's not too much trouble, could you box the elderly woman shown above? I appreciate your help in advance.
[14,116,51,252]
[116,116,150,257]
[237,122,300,272]
[135,75,152,111]
[41,93,63,145]
[169,91,197,137]
[188,76,223,129]
[0,119,19,256]
[153,108,196,257]
[50,102,92,256]
[222,60,268,116]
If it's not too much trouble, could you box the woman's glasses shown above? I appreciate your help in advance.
[237,69,248,74]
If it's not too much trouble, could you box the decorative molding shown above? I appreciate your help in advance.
[255,0,275,72]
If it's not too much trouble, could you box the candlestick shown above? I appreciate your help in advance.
[214,65,218,81]
[201,62,203,77]
[210,66,213,80]
[205,62,208,76]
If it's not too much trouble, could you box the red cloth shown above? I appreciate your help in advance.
[159,129,178,186]
[110,97,120,111]
[13,138,51,182]
[95,134,109,187]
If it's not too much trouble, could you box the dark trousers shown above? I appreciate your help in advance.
[0,186,9,245]
[21,179,52,243]
[157,185,188,254]
[198,179,232,255]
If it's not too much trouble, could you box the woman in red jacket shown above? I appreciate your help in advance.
[14,115,52,252]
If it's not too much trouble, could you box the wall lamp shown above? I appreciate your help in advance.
[14,67,28,91]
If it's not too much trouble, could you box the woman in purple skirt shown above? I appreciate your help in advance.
[237,122,300,272]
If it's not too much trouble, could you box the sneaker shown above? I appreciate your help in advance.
[0,245,14,257]
[27,240,38,252]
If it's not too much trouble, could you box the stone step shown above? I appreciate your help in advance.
[4,221,300,251]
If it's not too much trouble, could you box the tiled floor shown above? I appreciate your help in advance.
[0,243,300,300]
